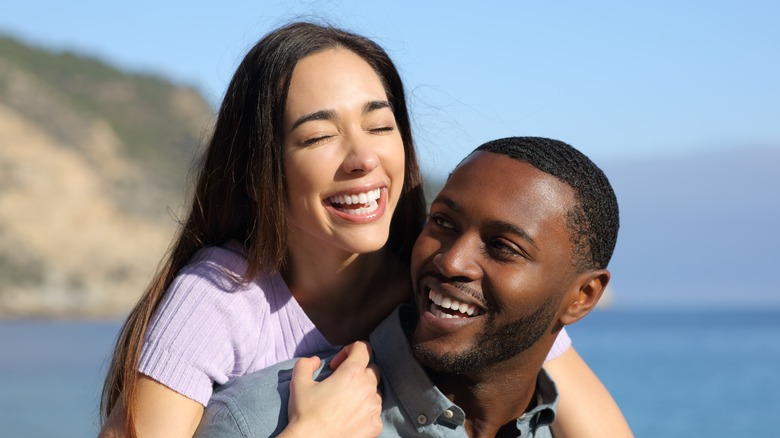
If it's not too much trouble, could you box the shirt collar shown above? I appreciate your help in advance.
[370,305,465,430]
[514,369,558,435]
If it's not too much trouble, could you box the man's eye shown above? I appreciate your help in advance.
[488,240,523,259]
[430,214,454,230]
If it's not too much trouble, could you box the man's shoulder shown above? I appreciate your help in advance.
[211,352,337,406]
[195,355,336,437]
[202,360,296,436]
[211,359,296,405]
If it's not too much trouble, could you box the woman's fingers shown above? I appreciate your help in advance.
[286,342,383,437]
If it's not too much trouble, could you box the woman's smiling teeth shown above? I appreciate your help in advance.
[428,289,482,319]
[328,188,382,215]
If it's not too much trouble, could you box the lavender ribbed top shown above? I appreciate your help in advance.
[138,242,571,406]
[138,243,335,406]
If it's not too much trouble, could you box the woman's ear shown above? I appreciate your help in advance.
[559,269,610,326]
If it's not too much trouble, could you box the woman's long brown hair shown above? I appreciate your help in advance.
[99,21,425,436]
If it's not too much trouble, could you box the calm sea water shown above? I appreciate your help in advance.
[571,309,780,436]
[1,309,778,437]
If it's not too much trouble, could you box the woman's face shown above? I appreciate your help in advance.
[282,48,405,257]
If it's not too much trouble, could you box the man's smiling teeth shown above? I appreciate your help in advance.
[328,188,381,214]
[428,289,482,318]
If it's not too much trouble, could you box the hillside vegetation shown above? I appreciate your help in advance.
[0,35,214,318]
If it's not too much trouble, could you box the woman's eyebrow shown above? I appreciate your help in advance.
[289,109,337,131]
[289,100,391,132]
[364,100,392,113]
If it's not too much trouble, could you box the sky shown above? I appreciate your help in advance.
[1,0,778,177]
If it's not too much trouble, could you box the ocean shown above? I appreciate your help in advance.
[1,309,778,437]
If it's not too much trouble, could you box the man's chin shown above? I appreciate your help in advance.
[411,343,486,375]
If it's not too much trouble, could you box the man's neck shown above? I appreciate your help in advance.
[429,357,544,438]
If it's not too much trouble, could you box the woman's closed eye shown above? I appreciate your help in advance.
[368,125,395,134]
[301,133,336,147]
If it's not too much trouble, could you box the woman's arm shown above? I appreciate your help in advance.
[99,375,204,438]
[544,347,633,438]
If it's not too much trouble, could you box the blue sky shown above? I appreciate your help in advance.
[2,1,778,309]
[2,0,778,176]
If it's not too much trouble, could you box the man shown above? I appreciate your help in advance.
[194,136,620,437]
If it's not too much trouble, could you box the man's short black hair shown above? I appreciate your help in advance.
[474,136,619,271]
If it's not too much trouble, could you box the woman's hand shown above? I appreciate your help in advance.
[282,341,383,438]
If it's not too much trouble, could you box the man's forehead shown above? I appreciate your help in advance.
[442,151,574,225]
[447,151,543,192]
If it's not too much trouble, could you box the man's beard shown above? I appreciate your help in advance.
[411,294,559,374]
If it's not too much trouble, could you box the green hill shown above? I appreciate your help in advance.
[0,34,214,201]
[0,34,215,318]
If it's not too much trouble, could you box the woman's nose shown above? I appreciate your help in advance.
[341,135,380,174]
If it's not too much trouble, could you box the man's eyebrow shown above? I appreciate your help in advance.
[432,196,462,214]
[432,195,538,249]
[484,220,538,249]
[289,100,392,132]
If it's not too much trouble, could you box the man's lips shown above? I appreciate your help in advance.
[419,276,487,320]
[427,289,483,318]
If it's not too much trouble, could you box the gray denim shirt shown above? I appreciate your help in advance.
[194,305,558,437]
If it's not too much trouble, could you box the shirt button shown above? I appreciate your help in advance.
[442,409,454,419]
[417,414,427,424]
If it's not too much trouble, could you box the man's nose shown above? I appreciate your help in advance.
[432,237,481,281]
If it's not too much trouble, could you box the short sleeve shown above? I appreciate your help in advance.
[138,248,267,406]
[543,327,572,363]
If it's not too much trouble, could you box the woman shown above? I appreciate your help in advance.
[100,21,630,437]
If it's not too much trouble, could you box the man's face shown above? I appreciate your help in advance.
[410,151,580,374]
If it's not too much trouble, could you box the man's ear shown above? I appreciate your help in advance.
[559,269,610,326]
